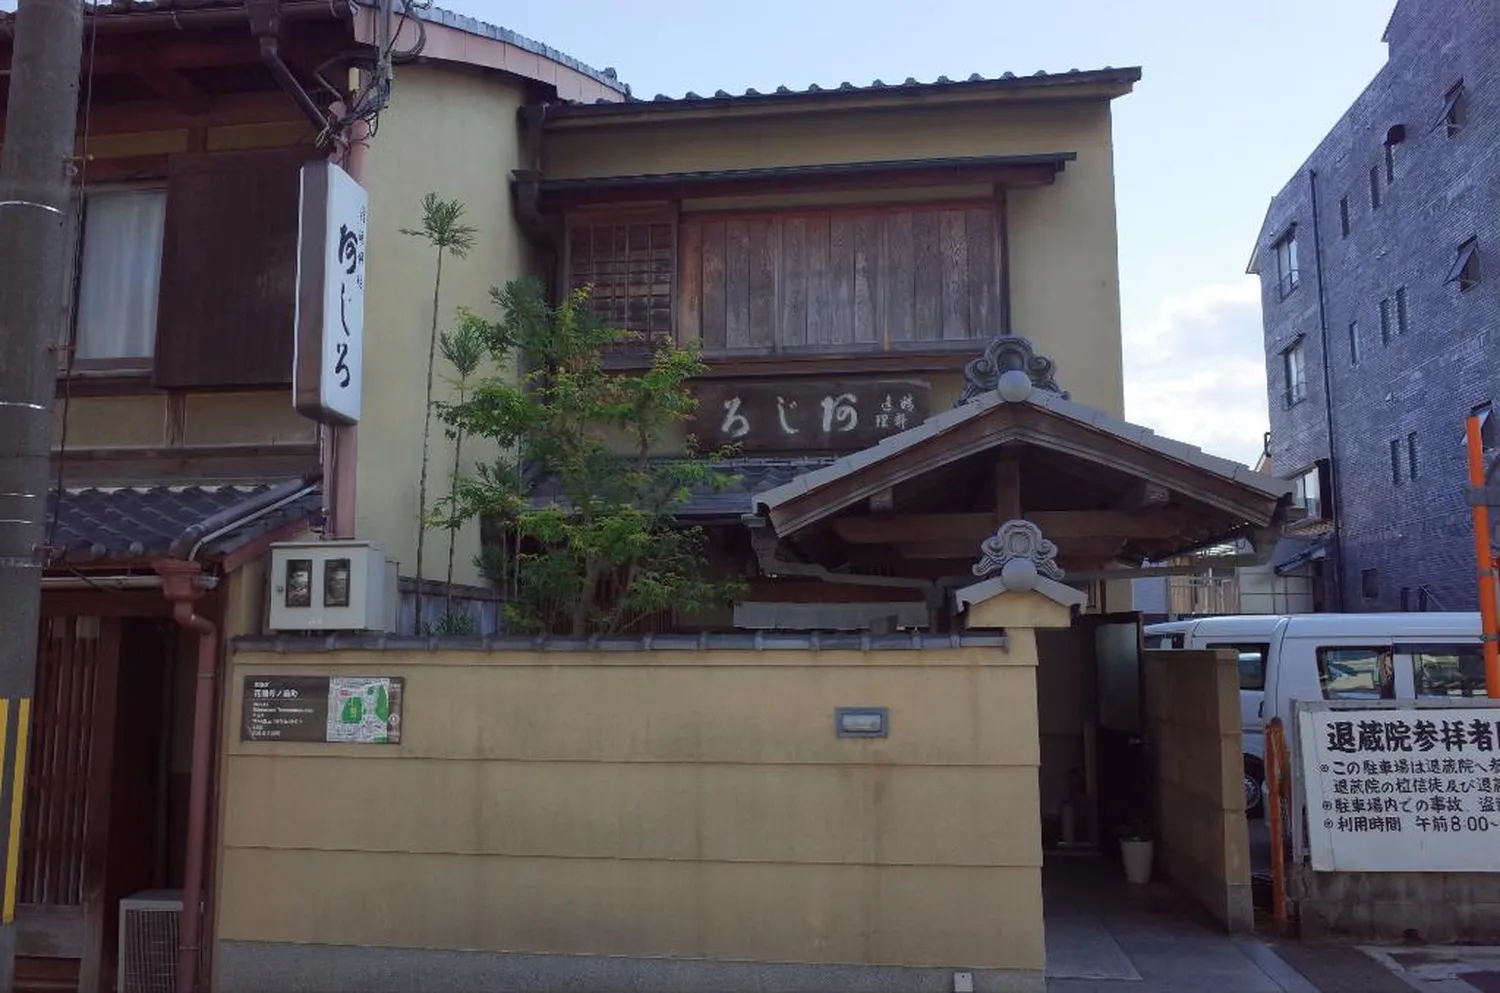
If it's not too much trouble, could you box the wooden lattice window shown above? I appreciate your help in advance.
[566,211,676,347]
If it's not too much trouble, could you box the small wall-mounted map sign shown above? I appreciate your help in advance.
[689,379,931,452]
[241,675,403,744]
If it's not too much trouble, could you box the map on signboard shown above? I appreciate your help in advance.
[326,677,403,744]
[1299,704,1500,872]
[241,674,404,744]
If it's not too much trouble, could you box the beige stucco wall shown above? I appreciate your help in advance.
[544,101,1125,415]
[1143,648,1253,931]
[215,642,1045,977]
[357,64,533,588]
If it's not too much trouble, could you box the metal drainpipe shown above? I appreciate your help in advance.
[1306,169,1346,610]
[152,559,216,993]
[248,0,330,135]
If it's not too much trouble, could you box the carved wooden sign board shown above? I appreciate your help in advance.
[689,380,931,452]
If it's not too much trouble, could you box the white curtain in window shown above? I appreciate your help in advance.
[75,191,166,361]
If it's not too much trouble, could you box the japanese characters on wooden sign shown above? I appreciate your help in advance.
[689,380,931,452]
[1299,704,1500,872]
[293,161,367,425]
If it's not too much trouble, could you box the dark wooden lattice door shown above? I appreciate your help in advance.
[16,615,121,993]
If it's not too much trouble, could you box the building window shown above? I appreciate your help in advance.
[1379,297,1392,345]
[1447,237,1480,291]
[1293,463,1324,521]
[73,190,167,364]
[1474,402,1499,451]
[1384,142,1396,183]
[1395,285,1408,334]
[1283,341,1307,406]
[1272,230,1299,299]
[1442,80,1469,137]
[1348,320,1360,365]
[1360,569,1380,601]
[1390,438,1402,484]
[1368,166,1381,209]
[1338,196,1350,238]
[565,212,676,342]
[1407,431,1419,480]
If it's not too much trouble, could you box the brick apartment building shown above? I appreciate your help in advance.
[1249,0,1500,612]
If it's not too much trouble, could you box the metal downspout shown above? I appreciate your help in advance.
[152,559,216,993]
[247,0,330,135]
[1306,169,1346,610]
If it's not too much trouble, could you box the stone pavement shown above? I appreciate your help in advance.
[1042,855,1411,993]
[1358,946,1500,992]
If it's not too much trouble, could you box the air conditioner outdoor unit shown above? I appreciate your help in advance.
[118,889,181,993]
[267,540,396,632]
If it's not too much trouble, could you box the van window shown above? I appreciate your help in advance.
[1317,646,1395,700]
[1412,644,1487,698]
[1207,642,1268,691]
[1146,633,1185,650]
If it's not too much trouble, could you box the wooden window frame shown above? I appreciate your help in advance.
[60,180,169,382]
[563,205,679,362]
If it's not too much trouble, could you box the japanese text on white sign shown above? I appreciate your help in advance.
[1299,705,1500,872]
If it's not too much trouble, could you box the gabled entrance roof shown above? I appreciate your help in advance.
[749,336,1292,578]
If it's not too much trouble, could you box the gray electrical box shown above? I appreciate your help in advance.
[267,540,396,632]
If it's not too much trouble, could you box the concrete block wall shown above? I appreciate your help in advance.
[1296,869,1500,944]
[214,635,1046,993]
[1254,0,1500,612]
[1143,649,1253,931]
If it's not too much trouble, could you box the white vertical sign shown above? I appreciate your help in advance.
[294,161,367,425]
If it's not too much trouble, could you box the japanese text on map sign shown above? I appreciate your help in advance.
[242,675,403,745]
[689,380,931,452]
[1299,707,1500,872]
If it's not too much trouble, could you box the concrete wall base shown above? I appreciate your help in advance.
[1296,869,1500,944]
[214,941,1046,993]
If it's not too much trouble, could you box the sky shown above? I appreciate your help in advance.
[2,0,1393,464]
[431,0,1394,466]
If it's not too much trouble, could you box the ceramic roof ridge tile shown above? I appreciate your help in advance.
[419,5,626,93]
[582,66,1141,109]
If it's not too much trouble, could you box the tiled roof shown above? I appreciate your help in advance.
[237,629,1009,653]
[416,6,627,94]
[46,481,320,566]
[756,385,1293,516]
[552,65,1141,111]
[0,1,628,96]
[531,457,835,520]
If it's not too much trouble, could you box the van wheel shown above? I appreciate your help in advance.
[1244,757,1265,820]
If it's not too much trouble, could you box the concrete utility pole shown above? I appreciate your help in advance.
[0,0,83,987]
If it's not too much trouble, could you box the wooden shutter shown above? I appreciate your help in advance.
[565,210,676,339]
[153,149,311,389]
[681,200,1004,355]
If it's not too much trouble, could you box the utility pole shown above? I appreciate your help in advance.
[0,0,83,988]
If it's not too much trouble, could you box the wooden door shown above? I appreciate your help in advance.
[15,615,122,993]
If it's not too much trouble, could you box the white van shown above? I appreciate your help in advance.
[1145,613,1484,815]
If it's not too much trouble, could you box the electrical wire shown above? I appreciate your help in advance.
[46,0,102,566]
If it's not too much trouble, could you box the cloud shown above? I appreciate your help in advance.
[1123,280,1270,468]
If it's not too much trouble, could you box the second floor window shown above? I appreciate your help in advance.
[566,213,676,342]
[1273,230,1299,299]
[1294,463,1325,521]
[1379,297,1392,345]
[1338,196,1350,238]
[1368,166,1381,209]
[74,190,167,364]
[1348,320,1360,365]
[1395,286,1408,334]
[1283,341,1307,406]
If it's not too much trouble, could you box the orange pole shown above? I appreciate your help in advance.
[1265,717,1290,933]
[1466,416,1500,698]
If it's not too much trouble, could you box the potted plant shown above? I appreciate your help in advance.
[1117,820,1154,884]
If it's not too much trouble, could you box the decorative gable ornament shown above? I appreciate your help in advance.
[953,518,1087,611]
[956,334,1068,406]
